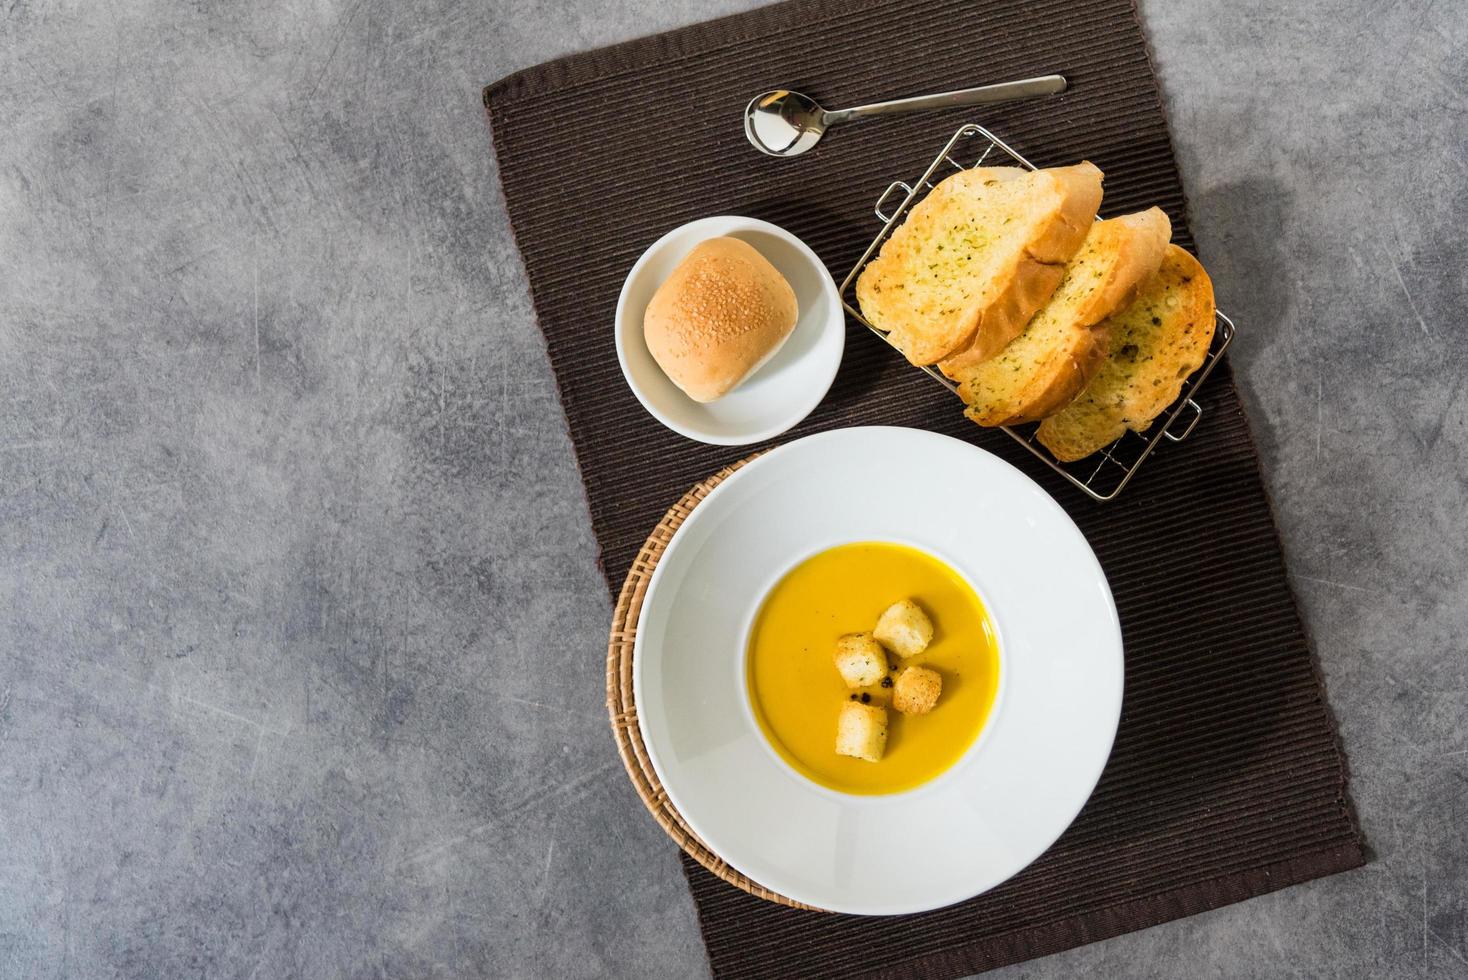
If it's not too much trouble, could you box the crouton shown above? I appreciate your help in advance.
[833,632,887,688]
[873,599,934,659]
[836,701,888,762]
[893,665,942,715]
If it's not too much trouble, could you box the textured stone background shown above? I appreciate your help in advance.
[1,0,1464,977]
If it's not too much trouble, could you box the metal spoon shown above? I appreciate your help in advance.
[744,75,1067,158]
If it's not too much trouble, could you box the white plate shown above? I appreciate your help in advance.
[614,216,845,446]
[633,427,1122,915]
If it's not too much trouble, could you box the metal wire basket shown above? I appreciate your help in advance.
[839,124,1235,502]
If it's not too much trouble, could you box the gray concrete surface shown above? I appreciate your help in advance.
[1,0,1464,976]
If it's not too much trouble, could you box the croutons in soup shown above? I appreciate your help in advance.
[745,542,1000,795]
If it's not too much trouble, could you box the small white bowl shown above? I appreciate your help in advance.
[615,216,845,446]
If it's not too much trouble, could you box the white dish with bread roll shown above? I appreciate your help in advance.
[615,216,844,445]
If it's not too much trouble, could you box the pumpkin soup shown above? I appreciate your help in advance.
[746,541,1000,795]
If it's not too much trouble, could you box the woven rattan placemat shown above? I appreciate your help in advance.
[484,0,1364,975]
[603,454,826,911]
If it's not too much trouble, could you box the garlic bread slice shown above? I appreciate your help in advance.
[856,163,1103,366]
[1036,245,1216,461]
[953,207,1172,426]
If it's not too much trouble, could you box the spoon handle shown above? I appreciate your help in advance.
[825,75,1067,125]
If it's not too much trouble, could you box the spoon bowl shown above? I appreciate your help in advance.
[744,90,829,157]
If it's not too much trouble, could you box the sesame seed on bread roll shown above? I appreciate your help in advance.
[643,237,798,403]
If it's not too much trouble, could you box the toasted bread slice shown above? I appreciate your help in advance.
[856,163,1103,366]
[953,208,1172,427]
[1036,246,1217,461]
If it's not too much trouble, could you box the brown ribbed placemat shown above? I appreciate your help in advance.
[483,0,1364,976]
[603,454,829,911]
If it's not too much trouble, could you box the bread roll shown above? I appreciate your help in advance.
[643,237,798,402]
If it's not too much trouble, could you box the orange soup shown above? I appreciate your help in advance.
[746,541,1000,795]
